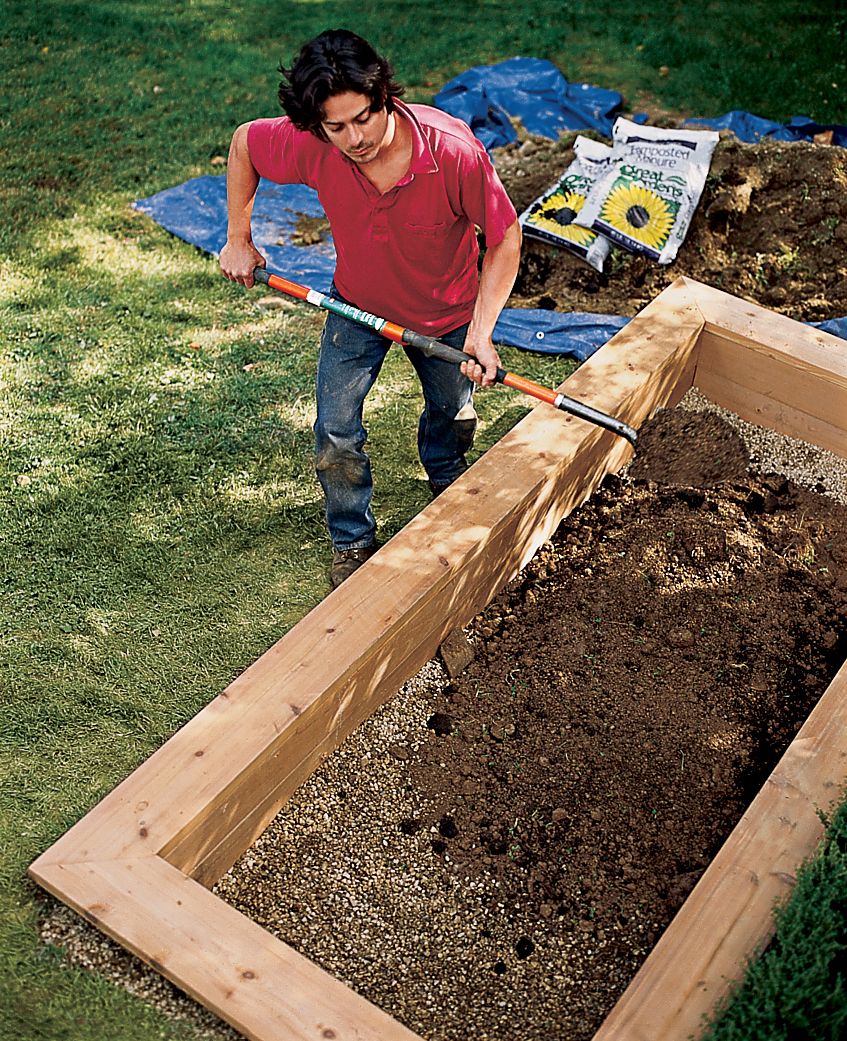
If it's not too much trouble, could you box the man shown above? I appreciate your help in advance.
[221,29,521,588]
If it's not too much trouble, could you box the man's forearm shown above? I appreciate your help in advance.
[220,122,266,286]
[469,219,523,338]
[460,219,522,385]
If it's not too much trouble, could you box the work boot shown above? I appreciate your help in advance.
[428,479,452,499]
[330,544,378,589]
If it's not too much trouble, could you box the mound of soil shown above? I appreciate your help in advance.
[216,410,847,1041]
[401,410,847,1037]
[495,133,847,321]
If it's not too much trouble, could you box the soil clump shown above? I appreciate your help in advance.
[494,132,847,321]
[291,212,331,246]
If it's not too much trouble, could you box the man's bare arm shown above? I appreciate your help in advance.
[219,121,266,288]
[461,218,523,386]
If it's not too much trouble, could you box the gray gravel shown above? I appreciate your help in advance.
[213,658,658,1040]
[38,391,847,1039]
[677,388,847,505]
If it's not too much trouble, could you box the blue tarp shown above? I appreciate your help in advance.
[493,310,630,361]
[433,56,624,150]
[133,177,337,290]
[812,317,847,340]
[432,60,847,152]
[432,59,846,152]
[685,111,847,147]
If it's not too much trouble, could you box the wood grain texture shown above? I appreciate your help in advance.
[30,855,422,1041]
[688,279,847,457]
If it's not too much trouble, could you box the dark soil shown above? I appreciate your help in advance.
[495,133,847,321]
[402,409,847,1036]
[216,411,847,1041]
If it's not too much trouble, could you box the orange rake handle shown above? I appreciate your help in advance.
[253,267,637,446]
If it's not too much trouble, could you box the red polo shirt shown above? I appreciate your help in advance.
[246,100,517,336]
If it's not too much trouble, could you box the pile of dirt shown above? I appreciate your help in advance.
[494,132,847,321]
[398,409,847,1037]
[627,407,751,486]
[213,409,847,1041]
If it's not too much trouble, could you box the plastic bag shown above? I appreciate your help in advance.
[574,118,719,264]
[518,136,614,272]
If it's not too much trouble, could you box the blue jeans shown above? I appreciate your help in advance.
[314,289,476,550]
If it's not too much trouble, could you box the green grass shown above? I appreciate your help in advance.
[1,2,845,1039]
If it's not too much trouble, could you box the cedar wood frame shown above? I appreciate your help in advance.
[29,279,847,1041]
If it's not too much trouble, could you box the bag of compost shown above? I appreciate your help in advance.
[574,118,719,264]
[518,136,614,272]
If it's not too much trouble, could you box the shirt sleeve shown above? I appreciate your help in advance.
[246,117,314,186]
[457,143,518,247]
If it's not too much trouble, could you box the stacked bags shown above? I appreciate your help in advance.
[520,118,719,269]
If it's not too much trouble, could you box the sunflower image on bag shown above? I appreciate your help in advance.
[574,118,719,264]
[518,136,615,273]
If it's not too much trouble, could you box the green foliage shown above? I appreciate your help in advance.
[702,795,847,1041]
[0,2,844,1039]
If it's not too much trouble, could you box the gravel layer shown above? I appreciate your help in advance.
[677,388,847,505]
[38,391,847,1039]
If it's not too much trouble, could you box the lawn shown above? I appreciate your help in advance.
[1,2,845,1039]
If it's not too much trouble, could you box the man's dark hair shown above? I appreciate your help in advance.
[278,29,405,140]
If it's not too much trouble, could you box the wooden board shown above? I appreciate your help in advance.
[28,279,847,1041]
[690,280,847,457]
[32,855,421,1041]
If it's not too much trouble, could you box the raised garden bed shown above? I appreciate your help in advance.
[213,413,847,1039]
[29,279,847,1041]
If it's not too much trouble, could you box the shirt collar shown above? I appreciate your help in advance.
[394,99,439,175]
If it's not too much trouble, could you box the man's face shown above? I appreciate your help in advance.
[320,91,391,164]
